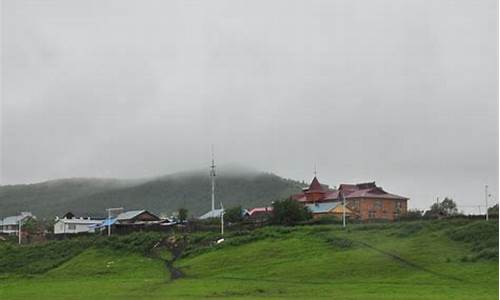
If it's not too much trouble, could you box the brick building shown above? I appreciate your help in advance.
[292,177,408,221]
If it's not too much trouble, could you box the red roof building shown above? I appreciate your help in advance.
[292,177,408,221]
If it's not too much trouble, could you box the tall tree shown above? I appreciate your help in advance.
[270,198,312,226]
[178,208,188,222]
[427,197,458,217]
[224,206,244,223]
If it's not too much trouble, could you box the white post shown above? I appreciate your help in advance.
[485,185,489,221]
[106,207,123,237]
[220,202,224,236]
[108,209,111,236]
[211,148,216,212]
[18,218,22,245]
[342,197,346,228]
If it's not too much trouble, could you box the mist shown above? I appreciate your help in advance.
[1,0,498,213]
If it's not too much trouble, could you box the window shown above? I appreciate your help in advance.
[396,201,403,209]
[368,211,376,219]
[349,200,360,209]
[68,224,76,230]
[373,200,383,209]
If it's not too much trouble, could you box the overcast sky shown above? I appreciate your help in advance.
[1,0,498,212]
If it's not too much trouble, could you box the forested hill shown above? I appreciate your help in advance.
[0,169,305,218]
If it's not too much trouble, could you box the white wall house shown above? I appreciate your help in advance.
[53,217,102,235]
[0,212,34,235]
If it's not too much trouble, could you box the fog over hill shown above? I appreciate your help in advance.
[0,166,305,218]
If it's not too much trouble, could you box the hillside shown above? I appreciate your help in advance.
[0,220,497,299]
[0,168,305,218]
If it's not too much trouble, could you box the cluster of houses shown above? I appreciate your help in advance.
[0,210,177,238]
[294,177,408,220]
[201,177,409,222]
[0,177,408,238]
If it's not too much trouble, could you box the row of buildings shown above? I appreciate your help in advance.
[1,177,409,237]
[0,210,176,237]
[244,177,408,221]
[295,177,408,220]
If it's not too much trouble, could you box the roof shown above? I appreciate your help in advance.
[342,185,408,200]
[248,207,273,216]
[293,179,408,202]
[305,202,340,213]
[307,177,324,192]
[199,209,224,219]
[116,210,146,221]
[305,202,352,214]
[90,218,117,228]
[2,213,33,226]
[56,218,102,224]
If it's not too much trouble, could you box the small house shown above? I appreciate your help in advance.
[0,212,34,236]
[304,202,352,219]
[53,212,103,235]
[246,207,273,222]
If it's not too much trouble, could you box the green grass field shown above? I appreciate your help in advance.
[0,220,498,299]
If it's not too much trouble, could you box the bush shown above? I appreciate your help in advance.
[0,238,93,275]
[225,206,245,224]
[299,215,342,225]
[96,232,164,254]
[400,209,424,221]
[270,198,312,226]
[448,221,498,261]
[396,222,425,237]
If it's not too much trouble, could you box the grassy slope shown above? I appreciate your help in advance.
[0,220,498,300]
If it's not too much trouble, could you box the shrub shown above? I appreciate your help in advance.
[396,222,425,237]
[270,198,312,226]
[448,221,498,261]
[400,209,424,221]
[225,206,245,224]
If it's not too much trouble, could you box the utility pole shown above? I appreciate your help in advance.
[106,207,123,237]
[220,202,224,236]
[18,218,22,245]
[210,146,216,212]
[485,185,489,221]
[339,190,346,228]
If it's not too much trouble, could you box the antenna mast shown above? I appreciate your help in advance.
[210,146,216,212]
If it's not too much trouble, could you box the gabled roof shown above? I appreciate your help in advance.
[2,213,33,226]
[305,202,352,214]
[307,177,324,192]
[116,210,146,221]
[248,207,273,216]
[305,202,340,213]
[345,188,408,200]
[56,218,102,224]
[199,209,224,219]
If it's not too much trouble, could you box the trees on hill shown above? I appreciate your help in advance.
[224,206,244,224]
[488,204,499,216]
[425,197,458,218]
[178,208,188,222]
[270,198,312,226]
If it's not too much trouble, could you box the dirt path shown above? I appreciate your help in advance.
[153,235,187,281]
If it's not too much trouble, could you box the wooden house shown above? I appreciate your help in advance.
[292,177,408,221]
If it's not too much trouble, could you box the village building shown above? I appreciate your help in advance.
[304,202,353,219]
[199,209,224,220]
[0,212,35,236]
[245,207,273,222]
[292,177,408,221]
[93,210,167,234]
[115,210,160,224]
[54,212,103,235]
